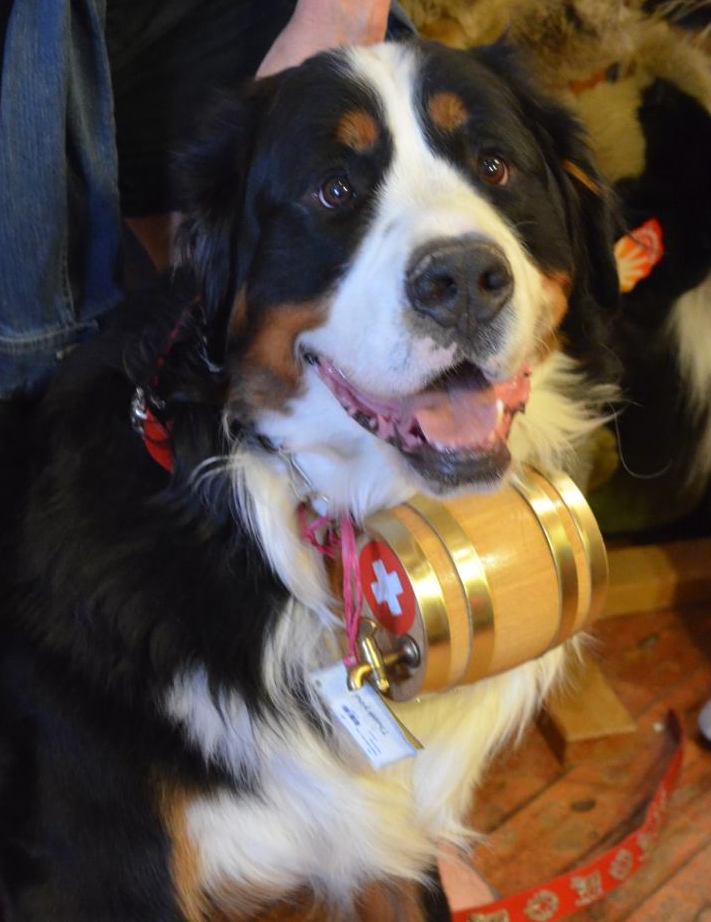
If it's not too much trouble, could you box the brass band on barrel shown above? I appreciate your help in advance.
[510,470,579,646]
[545,470,609,623]
[406,494,495,685]
[365,510,452,693]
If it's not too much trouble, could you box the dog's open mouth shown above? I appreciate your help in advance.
[306,353,531,487]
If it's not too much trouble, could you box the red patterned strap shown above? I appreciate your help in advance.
[453,711,684,922]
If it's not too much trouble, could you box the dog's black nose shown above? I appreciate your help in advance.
[406,238,513,328]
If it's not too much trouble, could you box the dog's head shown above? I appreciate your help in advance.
[177,40,618,509]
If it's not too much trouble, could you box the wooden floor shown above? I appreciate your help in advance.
[466,603,711,920]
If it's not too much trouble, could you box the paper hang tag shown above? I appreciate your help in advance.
[313,661,422,770]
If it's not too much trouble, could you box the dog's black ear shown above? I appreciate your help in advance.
[538,106,620,316]
[530,95,621,378]
[479,43,621,379]
[174,77,278,354]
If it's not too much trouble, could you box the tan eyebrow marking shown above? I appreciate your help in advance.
[335,109,379,152]
[427,92,469,133]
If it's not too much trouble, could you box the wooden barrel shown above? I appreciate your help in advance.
[357,466,608,701]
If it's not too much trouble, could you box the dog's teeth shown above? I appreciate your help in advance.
[304,352,319,366]
[354,410,375,431]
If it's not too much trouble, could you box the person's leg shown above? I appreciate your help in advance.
[0,0,123,398]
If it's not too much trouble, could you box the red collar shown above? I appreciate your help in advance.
[143,408,174,472]
[130,387,173,472]
[130,301,208,474]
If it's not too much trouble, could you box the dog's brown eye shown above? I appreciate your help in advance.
[317,175,355,209]
[477,155,510,186]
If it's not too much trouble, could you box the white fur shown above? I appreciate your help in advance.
[509,351,617,483]
[668,271,711,487]
[227,448,335,616]
[166,591,568,905]
[255,366,415,521]
[163,42,611,912]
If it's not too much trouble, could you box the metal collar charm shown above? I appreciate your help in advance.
[131,386,173,473]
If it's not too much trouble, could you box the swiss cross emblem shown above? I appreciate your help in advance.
[360,541,416,635]
[371,559,404,614]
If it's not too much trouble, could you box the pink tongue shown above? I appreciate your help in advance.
[411,373,531,449]
[412,385,498,449]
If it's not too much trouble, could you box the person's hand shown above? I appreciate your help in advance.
[257,0,391,77]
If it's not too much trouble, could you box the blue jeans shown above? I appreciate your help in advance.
[0,0,413,398]
[0,0,122,397]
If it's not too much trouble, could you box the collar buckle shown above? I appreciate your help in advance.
[130,387,148,437]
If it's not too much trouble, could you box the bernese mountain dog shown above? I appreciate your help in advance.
[0,39,619,922]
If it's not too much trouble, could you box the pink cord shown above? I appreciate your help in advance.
[339,513,363,667]
[298,504,363,666]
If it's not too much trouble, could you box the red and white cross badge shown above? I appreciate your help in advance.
[359,541,416,635]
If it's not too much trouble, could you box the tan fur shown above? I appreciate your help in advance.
[544,270,572,328]
[212,880,426,922]
[632,19,711,111]
[427,91,470,132]
[571,77,647,182]
[157,783,207,922]
[417,15,469,47]
[229,287,249,338]
[229,302,324,413]
[401,0,637,85]
[400,0,511,47]
[538,271,572,359]
[336,110,380,152]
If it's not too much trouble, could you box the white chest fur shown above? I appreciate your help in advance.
[166,608,567,904]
